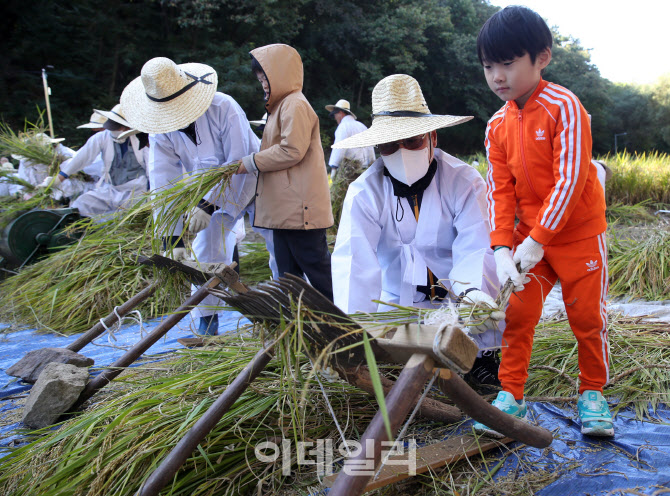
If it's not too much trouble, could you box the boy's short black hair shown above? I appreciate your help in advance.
[477,6,552,64]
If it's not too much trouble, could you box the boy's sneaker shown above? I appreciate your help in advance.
[473,391,527,438]
[578,390,614,437]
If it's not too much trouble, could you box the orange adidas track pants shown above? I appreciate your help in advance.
[500,232,610,399]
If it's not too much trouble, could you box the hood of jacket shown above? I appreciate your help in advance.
[250,44,303,113]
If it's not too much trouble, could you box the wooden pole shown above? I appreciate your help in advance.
[66,282,158,353]
[70,276,220,411]
[42,68,55,139]
[437,369,553,449]
[329,353,435,496]
[139,346,275,496]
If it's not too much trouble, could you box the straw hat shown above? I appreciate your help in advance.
[120,57,218,134]
[325,99,356,120]
[332,75,472,149]
[77,112,108,129]
[1,161,15,172]
[94,104,132,128]
[249,113,267,128]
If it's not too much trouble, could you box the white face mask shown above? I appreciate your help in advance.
[109,129,127,143]
[382,146,431,186]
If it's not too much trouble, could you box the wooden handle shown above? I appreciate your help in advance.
[437,370,553,449]
[69,276,221,411]
[66,282,159,353]
[139,346,274,496]
[329,354,435,496]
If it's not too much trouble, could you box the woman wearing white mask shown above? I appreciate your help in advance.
[42,104,149,218]
[331,74,504,389]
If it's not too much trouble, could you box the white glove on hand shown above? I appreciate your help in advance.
[162,247,191,262]
[461,289,506,334]
[38,176,63,200]
[494,247,526,292]
[38,176,55,189]
[330,167,338,180]
[185,206,212,234]
[513,236,544,272]
[318,365,340,383]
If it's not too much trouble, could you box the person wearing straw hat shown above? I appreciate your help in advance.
[325,99,375,179]
[73,111,110,182]
[10,133,75,198]
[330,74,505,388]
[40,104,149,216]
[236,43,334,302]
[121,56,276,335]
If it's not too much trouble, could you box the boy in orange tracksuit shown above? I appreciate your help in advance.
[473,6,613,437]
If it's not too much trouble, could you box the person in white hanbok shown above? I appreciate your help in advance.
[326,99,375,179]
[42,105,148,217]
[331,74,505,388]
[0,157,17,196]
[120,57,276,336]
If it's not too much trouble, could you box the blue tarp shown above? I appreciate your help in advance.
[1,314,669,494]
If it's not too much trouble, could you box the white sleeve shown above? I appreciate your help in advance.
[149,134,185,236]
[60,133,105,177]
[332,184,383,313]
[208,97,259,214]
[447,170,497,297]
[329,125,346,168]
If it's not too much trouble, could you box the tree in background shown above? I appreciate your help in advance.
[1,0,668,155]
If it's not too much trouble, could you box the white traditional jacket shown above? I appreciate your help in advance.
[332,148,499,314]
[60,131,148,189]
[149,92,259,235]
[329,115,375,168]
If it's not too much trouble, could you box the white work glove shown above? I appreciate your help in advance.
[185,206,212,234]
[494,247,526,292]
[513,236,544,272]
[461,289,505,334]
[38,176,63,200]
[162,247,191,262]
[330,167,339,180]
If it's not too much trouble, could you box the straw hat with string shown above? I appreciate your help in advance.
[120,57,218,134]
[332,74,472,150]
[77,112,108,129]
[325,99,357,120]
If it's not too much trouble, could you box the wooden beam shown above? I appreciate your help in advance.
[323,434,513,492]
[369,324,478,373]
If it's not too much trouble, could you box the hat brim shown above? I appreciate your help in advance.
[120,62,218,134]
[332,114,473,149]
[94,108,132,128]
[325,105,356,120]
[77,122,106,129]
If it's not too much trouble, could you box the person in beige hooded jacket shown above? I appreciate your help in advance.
[236,43,334,301]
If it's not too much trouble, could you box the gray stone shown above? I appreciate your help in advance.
[22,363,90,428]
[6,347,94,384]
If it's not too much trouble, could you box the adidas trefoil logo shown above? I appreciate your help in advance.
[586,259,599,272]
[535,128,546,141]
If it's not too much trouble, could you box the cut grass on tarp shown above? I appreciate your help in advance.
[1,311,668,495]
[608,228,670,300]
[0,339,377,496]
[0,214,190,335]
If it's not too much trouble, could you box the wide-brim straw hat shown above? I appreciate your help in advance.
[77,112,108,129]
[325,99,356,120]
[332,74,472,149]
[120,57,218,134]
[11,133,64,160]
[249,113,267,127]
[94,104,132,128]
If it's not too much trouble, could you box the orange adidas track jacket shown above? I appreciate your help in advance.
[484,79,606,248]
